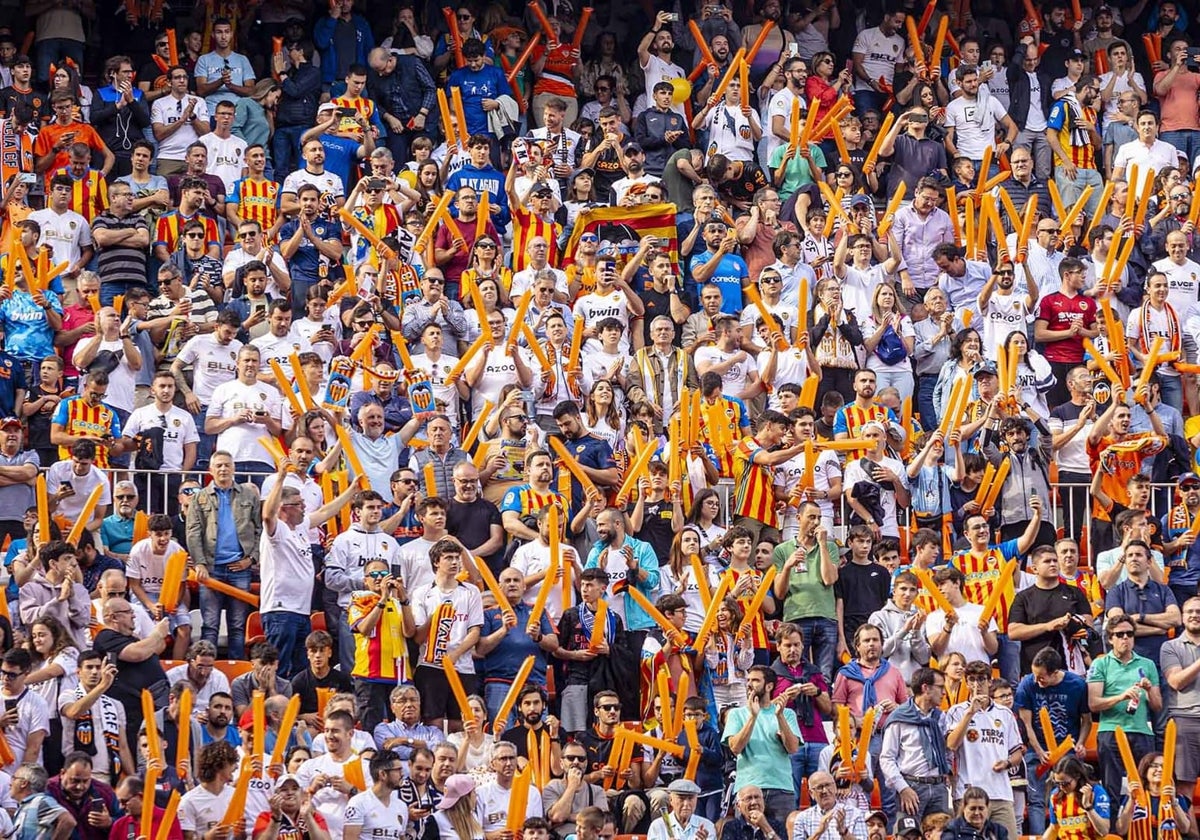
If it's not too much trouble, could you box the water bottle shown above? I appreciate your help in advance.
[1127,668,1145,714]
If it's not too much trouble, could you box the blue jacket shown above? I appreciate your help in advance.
[313,14,375,84]
[675,721,724,795]
[276,62,322,127]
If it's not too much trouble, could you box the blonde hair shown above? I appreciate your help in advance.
[444,793,482,840]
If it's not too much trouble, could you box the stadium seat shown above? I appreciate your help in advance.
[311,612,327,633]
[247,611,265,646]
[214,659,254,681]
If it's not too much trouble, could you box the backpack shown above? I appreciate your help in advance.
[874,323,908,366]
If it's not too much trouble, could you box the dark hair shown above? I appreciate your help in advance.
[197,740,240,783]
[369,748,401,781]
[910,666,941,694]
[1031,646,1064,673]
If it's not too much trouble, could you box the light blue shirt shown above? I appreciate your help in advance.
[0,288,62,362]
[214,486,242,566]
[585,534,660,631]
[193,51,255,112]
[721,704,800,793]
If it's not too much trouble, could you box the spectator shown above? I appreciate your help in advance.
[1087,612,1161,803]
[722,665,799,828]
[150,68,210,176]
[185,451,263,660]
[10,765,73,840]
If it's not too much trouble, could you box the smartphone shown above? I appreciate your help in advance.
[254,303,266,315]
[665,11,679,20]
[61,480,73,491]
[106,652,118,667]
[845,59,854,74]
[338,106,357,118]
[3,699,15,714]
[18,173,35,185]
[789,42,799,57]
[658,237,671,248]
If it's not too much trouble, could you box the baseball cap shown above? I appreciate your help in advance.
[318,102,338,114]
[1067,48,1086,61]
[530,181,554,196]
[896,816,922,837]
[12,55,29,66]
[848,194,872,210]
[623,141,644,154]
[0,417,20,429]
[973,361,999,378]
[866,811,888,826]
[1179,472,1200,488]
[274,774,302,792]
[437,774,476,810]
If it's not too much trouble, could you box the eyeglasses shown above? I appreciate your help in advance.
[1038,227,1059,234]
[966,674,991,682]
[367,570,390,579]
[836,170,853,177]
[0,670,23,680]
[562,755,587,762]
[239,231,258,238]
[115,494,136,501]
[180,486,200,496]
[184,232,205,239]
[1110,630,1135,639]
[457,12,472,19]
[396,477,417,484]
[506,414,529,422]
[426,277,445,285]
[365,188,382,194]
[477,242,496,249]
[598,703,620,711]
[596,86,611,92]
[1171,193,1190,200]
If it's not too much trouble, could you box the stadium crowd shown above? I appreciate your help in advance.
[3,1,1200,840]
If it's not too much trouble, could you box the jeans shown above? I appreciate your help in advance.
[272,125,308,179]
[240,461,276,490]
[1161,129,1200,164]
[200,566,252,659]
[196,405,215,470]
[262,611,310,679]
[898,779,951,830]
[790,741,826,800]
[1015,129,1053,180]
[337,609,355,675]
[874,368,914,401]
[1158,374,1184,414]
[917,374,938,432]
[853,90,888,117]
[37,38,84,84]
[1055,166,1103,221]
[484,681,517,729]
[796,617,838,684]
[1024,750,1047,834]
[996,633,1020,686]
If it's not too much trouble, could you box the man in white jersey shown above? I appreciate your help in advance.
[777,409,841,537]
[204,345,286,483]
[462,310,535,414]
[573,255,644,355]
[323,489,402,673]
[295,710,370,840]
[251,774,331,840]
[199,101,247,192]
[765,57,808,164]
[851,8,905,113]
[124,371,198,503]
[476,740,544,830]
[511,503,582,627]
[412,324,466,429]
[1153,231,1200,318]
[172,310,243,470]
[261,456,358,680]
[126,513,191,658]
[343,750,409,840]
[251,300,313,388]
[179,740,238,840]
[637,13,686,117]
[281,139,346,215]
[407,539,484,729]
[695,315,760,401]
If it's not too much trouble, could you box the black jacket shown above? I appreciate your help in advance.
[940,817,1009,840]
[90,85,150,159]
[1006,43,1055,131]
[276,62,321,128]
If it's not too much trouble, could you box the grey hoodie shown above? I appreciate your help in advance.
[867,599,931,683]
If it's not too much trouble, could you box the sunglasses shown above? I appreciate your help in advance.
[597,704,621,711]
[115,494,136,501]
[1110,630,1135,639]
[367,570,390,579]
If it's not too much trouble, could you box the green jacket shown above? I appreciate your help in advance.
[185,481,262,570]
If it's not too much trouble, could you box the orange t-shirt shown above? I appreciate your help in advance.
[33,122,106,185]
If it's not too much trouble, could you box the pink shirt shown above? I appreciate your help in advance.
[1155,68,1200,132]
[831,661,910,728]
